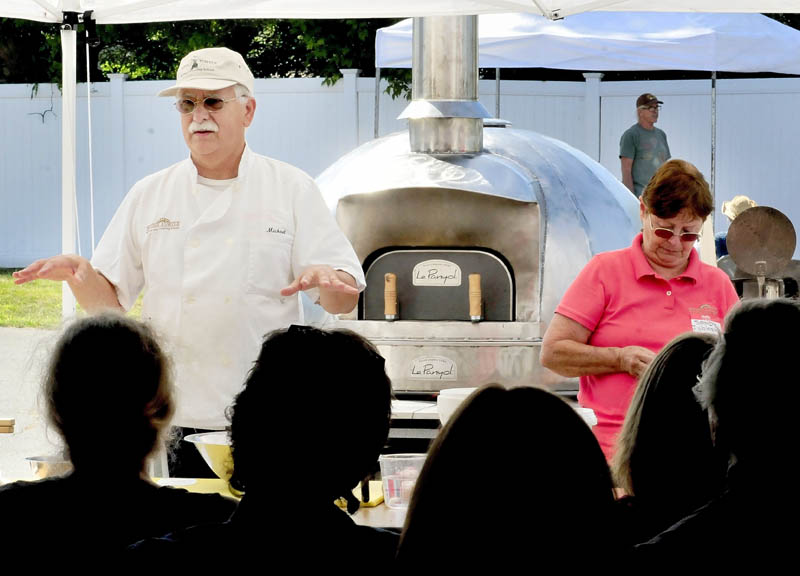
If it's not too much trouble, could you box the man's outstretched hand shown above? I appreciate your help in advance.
[13,255,91,285]
[281,266,359,314]
[13,254,121,312]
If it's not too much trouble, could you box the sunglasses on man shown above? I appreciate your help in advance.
[175,96,240,114]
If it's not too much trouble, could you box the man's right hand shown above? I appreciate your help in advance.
[620,156,635,194]
[13,255,122,312]
[13,254,92,285]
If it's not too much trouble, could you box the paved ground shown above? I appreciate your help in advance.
[0,326,63,482]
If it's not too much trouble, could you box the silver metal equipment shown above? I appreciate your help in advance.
[317,15,641,396]
[722,206,799,299]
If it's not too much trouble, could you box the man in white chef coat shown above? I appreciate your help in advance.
[14,47,365,474]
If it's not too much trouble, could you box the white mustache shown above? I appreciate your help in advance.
[189,121,219,133]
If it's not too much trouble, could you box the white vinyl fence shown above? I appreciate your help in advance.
[3,71,800,267]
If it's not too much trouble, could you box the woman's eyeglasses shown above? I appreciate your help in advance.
[175,96,240,114]
[649,215,701,242]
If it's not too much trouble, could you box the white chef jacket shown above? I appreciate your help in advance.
[92,146,365,428]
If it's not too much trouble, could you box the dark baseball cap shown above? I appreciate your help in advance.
[637,93,663,108]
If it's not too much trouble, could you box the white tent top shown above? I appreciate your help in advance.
[3,0,800,24]
[376,12,800,74]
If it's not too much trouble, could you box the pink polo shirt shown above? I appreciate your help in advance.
[555,233,739,459]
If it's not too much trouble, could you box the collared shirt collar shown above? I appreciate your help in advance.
[187,143,252,182]
[631,232,700,282]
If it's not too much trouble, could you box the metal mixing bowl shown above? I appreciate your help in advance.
[26,455,73,479]
[183,432,233,481]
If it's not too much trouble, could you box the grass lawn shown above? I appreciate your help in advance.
[0,268,142,328]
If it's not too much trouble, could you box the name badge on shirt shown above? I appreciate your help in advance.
[690,306,722,334]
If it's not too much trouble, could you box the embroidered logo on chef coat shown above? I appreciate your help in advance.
[146,217,181,233]
[266,226,287,235]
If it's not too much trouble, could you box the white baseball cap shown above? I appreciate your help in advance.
[721,195,757,220]
[157,47,255,97]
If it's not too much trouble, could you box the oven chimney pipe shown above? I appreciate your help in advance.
[399,16,490,155]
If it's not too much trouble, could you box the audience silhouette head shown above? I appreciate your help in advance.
[45,312,173,475]
[398,384,616,568]
[229,324,392,503]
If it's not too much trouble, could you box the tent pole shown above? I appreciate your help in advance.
[60,10,79,318]
[374,67,381,139]
[700,71,718,266]
[495,68,500,118]
[85,11,98,257]
[711,70,716,202]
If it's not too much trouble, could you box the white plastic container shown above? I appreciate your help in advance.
[436,387,478,425]
[379,453,426,509]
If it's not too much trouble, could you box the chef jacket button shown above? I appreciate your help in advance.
[185,296,196,304]
[666,290,672,296]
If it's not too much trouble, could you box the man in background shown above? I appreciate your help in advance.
[620,93,671,197]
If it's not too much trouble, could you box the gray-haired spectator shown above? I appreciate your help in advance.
[715,194,757,259]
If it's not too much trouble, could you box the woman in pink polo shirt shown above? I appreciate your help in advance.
[540,159,739,460]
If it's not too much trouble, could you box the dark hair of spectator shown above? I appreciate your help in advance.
[397,385,616,568]
[700,298,800,467]
[44,312,173,474]
[642,159,713,220]
[229,325,391,502]
[613,332,724,518]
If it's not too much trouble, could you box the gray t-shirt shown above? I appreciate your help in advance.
[619,123,671,197]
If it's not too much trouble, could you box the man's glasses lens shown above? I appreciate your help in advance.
[176,97,230,114]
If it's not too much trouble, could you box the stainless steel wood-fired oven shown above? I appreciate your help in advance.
[316,16,641,396]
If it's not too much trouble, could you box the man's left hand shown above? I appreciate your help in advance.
[280,266,359,298]
[281,266,358,296]
[281,266,360,315]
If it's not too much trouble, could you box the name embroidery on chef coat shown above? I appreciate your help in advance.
[146,217,181,233]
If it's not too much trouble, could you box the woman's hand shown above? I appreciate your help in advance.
[542,313,655,379]
[617,346,656,378]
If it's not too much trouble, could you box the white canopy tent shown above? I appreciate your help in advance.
[5,1,800,24]
[375,12,800,262]
[374,11,800,138]
[2,1,800,315]
[376,12,800,73]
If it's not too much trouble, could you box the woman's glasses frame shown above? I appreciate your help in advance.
[648,214,702,243]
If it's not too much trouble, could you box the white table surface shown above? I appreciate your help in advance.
[352,502,407,529]
[391,400,439,420]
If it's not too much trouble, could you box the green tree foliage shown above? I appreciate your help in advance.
[96,20,299,80]
[0,17,410,96]
[769,13,800,28]
[0,19,61,84]
[6,14,800,99]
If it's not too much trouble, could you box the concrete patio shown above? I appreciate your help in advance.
[0,326,63,482]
